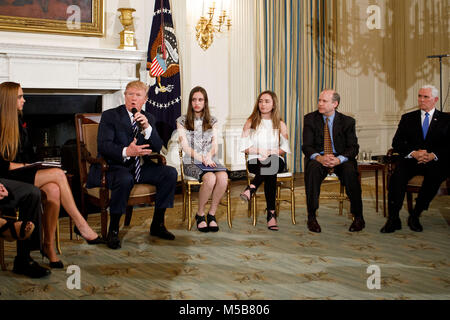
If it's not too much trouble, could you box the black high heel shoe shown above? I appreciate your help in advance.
[206,214,219,232]
[266,209,279,231]
[74,226,106,245]
[41,249,64,269]
[240,185,256,202]
[195,214,209,233]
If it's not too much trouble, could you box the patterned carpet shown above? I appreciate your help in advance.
[0,177,449,300]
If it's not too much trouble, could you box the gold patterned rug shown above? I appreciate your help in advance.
[1,177,449,300]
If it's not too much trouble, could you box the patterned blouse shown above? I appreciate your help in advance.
[176,115,218,164]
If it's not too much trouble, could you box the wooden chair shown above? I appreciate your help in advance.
[0,208,18,271]
[244,153,296,226]
[386,149,450,214]
[319,173,349,217]
[75,113,166,238]
[302,157,349,217]
[179,149,232,230]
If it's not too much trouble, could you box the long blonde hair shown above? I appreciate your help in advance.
[248,91,281,131]
[0,82,20,161]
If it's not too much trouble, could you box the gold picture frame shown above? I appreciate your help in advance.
[0,0,103,37]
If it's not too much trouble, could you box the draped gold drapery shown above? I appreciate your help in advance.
[255,0,337,172]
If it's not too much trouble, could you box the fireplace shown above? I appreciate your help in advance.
[22,94,102,215]
[23,94,102,160]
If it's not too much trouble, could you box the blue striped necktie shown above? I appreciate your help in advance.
[422,112,430,139]
[132,118,141,182]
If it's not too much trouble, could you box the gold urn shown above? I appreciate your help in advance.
[118,8,137,50]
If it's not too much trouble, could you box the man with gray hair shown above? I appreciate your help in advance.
[381,85,450,233]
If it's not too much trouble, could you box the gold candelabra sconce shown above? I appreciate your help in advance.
[195,1,232,51]
[118,7,137,51]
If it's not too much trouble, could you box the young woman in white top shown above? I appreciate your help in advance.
[240,91,290,231]
[177,87,228,232]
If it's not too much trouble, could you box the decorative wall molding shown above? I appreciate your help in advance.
[0,42,147,109]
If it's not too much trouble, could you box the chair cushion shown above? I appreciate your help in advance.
[248,172,293,178]
[277,172,293,178]
[84,183,157,198]
[184,175,198,181]
[407,175,448,189]
[407,176,424,187]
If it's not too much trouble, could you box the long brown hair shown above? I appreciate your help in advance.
[0,82,20,161]
[248,90,281,131]
[185,86,213,132]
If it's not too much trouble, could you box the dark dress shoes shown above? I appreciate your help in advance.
[307,218,321,233]
[106,230,121,249]
[408,216,423,232]
[349,216,365,232]
[13,256,51,278]
[150,223,175,240]
[380,217,402,233]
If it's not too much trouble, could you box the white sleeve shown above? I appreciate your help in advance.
[280,134,291,154]
[240,135,253,153]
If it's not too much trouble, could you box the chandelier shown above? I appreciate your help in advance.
[195,1,232,51]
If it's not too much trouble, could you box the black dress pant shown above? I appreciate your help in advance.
[388,158,449,217]
[106,162,178,216]
[0,178,42,256]
[304,159,363,218]
[247,155,286,211]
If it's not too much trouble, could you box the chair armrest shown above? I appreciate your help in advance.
[148,153,167,166]
[81,144,109,188]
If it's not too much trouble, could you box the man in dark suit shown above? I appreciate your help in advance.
[381,85,450,233]
[0,179,50,278]
[302,89,365,233]
[87,81,178,249]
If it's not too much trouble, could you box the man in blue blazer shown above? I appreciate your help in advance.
[302,90,365,233]
[87,81,178,249]
[381,85,450,233]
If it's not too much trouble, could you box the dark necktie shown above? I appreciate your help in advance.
[132,118,141,182]
[422,112,430,139]
[324,117,334,173]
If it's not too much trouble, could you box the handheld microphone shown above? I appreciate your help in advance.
[131,107,143,131]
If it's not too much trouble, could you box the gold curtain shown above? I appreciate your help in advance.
[256,0,337,172]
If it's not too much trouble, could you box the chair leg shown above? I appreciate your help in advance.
[227,182,232,228]
[291,179,296,225]
[69,217,73,241]
[124,206,133,227]
[0,239,6,271]
[181,184,186,222]
[252,194,257,226]
[55,219,62,255]
[101,207,108,239]
[187,185,192,230]
[339,184,344,216]
[406,191,413,214]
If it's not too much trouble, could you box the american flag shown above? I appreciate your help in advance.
[150,54,167,77]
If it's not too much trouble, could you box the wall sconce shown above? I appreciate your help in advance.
[195,1,232,51]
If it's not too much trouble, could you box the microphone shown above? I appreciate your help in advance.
[131,107,143,131]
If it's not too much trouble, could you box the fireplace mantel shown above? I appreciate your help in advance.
[0,43,148,109]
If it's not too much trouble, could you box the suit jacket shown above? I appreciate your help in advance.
[87,105,164,187]
[302,110,359,165]
[392,109,450,163]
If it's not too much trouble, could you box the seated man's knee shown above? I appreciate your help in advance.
[167,166,178,182]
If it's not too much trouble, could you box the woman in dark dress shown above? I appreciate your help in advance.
[0,81,104,269]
